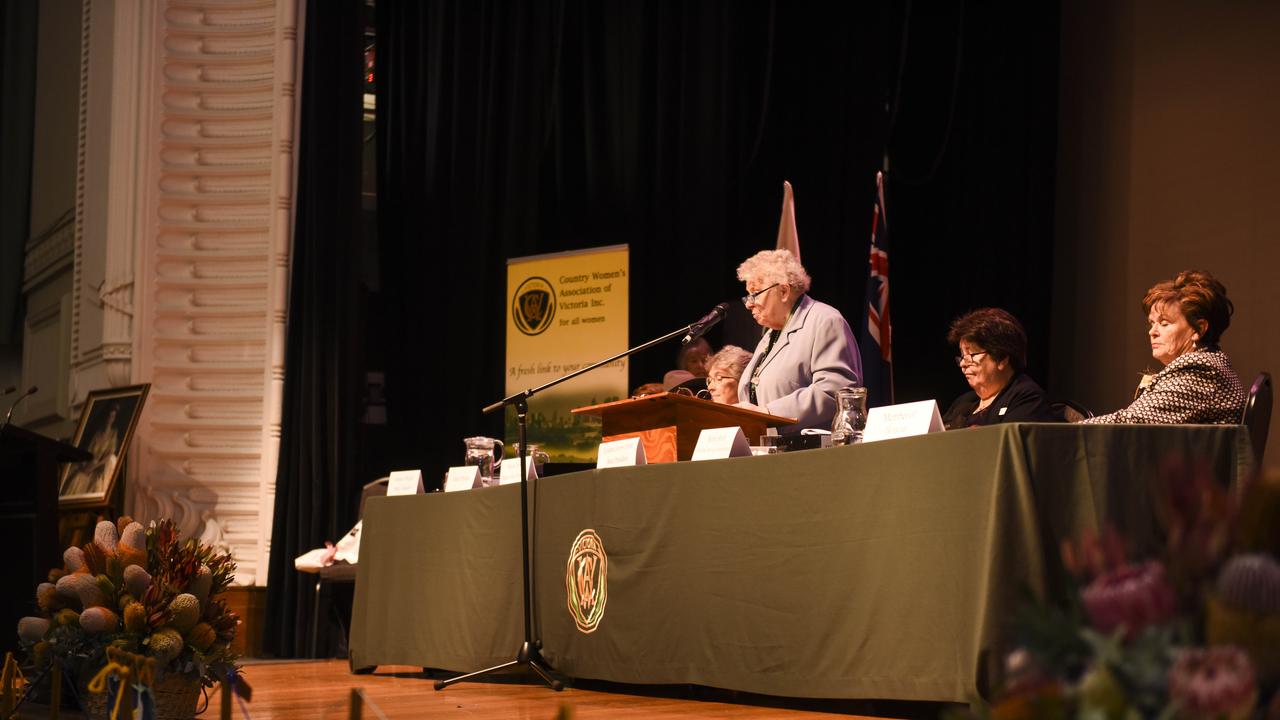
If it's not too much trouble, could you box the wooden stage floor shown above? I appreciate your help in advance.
[17,659,951,718]
[201,659,947,719]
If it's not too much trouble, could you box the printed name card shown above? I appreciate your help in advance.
[596,437,647,469]
[443,465,481,492]
[386,469,425,496]
[690,426,752,461]
[498,456,537,484]
[862,400,945,444]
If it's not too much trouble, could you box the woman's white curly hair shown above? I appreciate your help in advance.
[736,249,811,294]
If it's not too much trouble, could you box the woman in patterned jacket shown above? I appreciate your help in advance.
[1084,270,1245,424]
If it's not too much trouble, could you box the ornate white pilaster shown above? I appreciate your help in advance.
[118,0,299,586]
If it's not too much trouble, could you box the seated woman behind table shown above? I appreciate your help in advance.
[1083,270,1245,424]
[704,345,753,404]
[942,308,1056,429]
[734,249,861,431]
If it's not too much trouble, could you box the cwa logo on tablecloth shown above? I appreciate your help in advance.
[566,529,608,633]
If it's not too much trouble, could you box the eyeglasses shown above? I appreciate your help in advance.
[742,283,780,308]
[705,374,736,387]
[954,351,990,367]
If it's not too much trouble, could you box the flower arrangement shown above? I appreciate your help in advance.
[15,517,240,698]
[964,463,1280,720]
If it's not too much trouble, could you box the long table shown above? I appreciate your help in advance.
[348,423,1252,701]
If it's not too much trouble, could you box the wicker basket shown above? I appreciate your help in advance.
[79,673,202,720]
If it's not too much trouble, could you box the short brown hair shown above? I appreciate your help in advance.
[946,308,1028,372]
[1142,270,1232,347]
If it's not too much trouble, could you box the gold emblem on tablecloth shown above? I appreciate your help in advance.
[512,276,556,336]
[566,529,607,633]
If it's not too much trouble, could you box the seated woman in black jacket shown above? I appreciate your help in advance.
[942,308,1057,429]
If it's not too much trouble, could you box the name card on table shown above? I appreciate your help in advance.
[862,400,945,444]
[443,465,481,492]
[596,437,647,469]
[386,469,424,496]
[690,426,752,461]
[498,456,537,484]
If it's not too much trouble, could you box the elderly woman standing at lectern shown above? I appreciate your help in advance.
[734,249,862,431]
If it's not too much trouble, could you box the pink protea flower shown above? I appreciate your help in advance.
[1080,560,1176,638]
[1167,646,1257,720]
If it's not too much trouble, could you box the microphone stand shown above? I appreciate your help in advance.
[433,319,711,691]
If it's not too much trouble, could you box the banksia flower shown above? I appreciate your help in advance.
[1080,561,1176,639]
[168,593,201,633]
[80,606,121,634]
[1206,554,1280,687]
[63,546,86,573]
[123,601,147,633]
[187,622,216,652]
[123,564,151,599]
[94,520,119,554]
[56,572,104,609]
[118,522,147,567]
[149,627,184,665]
[1216,554,1280,615]
[36,583,60,613]
[116,515,134,538]
[1167,646,1256,720]
[17,617,49,643]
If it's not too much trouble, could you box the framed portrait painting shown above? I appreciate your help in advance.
[58,383,150,508]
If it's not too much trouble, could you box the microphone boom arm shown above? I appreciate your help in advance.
[483,324,693,415]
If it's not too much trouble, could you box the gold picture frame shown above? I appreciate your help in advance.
[58,383,150,509]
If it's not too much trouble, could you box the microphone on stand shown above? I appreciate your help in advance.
[2,385,39,431]
[682,303,730,345]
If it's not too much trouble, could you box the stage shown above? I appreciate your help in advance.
[15,660,944,718]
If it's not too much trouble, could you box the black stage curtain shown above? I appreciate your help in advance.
[264,0,366,658]
[887,2,1060,405]
[0,1,39,346]
[372,1,1058,475]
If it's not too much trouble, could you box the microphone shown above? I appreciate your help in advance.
[682,303,729,345]
[2,385,39,431]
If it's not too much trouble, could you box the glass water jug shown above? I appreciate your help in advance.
[831,387,868,446]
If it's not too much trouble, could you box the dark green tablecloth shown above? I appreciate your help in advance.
[349,423,1251,701]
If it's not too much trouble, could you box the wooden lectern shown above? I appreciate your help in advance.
[572,392,797,462]
[1,426,90,653]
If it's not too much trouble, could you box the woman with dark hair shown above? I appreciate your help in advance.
[1084,270,1245,424]
[942,308,1056,429]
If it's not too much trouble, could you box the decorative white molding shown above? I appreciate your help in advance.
[71,0,92,369]
[123,0,297,586]
[23,215,76,291]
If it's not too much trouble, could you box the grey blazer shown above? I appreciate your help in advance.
[738,295,863,431]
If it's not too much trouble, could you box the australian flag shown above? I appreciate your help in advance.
[858,171,894,407]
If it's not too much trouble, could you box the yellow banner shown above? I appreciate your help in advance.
[506,245,629,462]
